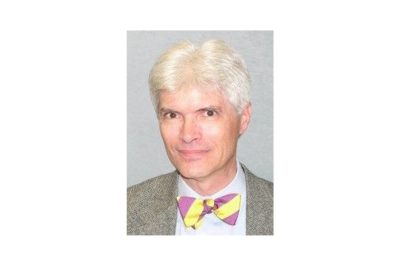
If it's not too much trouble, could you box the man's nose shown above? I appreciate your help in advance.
[181,117,200,143]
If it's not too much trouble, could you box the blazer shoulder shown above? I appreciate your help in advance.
[241,163,274,235]
[250,174,273,197]
[241,163,273,197]
[127,171,177,202]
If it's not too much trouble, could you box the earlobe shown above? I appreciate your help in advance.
[239,103,252,135]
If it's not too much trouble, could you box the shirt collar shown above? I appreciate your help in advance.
[177,159,246,199]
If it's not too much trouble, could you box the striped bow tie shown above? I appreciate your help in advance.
[176,193,241,229]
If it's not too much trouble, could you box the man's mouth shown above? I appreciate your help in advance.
[177,149,209,160]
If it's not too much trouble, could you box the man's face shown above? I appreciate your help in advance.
[158,85,251,181]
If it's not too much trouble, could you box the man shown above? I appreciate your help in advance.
[127,39,273,235]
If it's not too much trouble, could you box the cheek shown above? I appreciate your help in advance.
[199,122,221,141]
[201,121,239,145]
[160,124,178,146]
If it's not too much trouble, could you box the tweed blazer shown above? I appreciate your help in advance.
[127,163,273,235]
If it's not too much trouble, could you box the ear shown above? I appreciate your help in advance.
[239,103,252,135]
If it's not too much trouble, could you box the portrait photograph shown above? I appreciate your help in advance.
[127,31,273,235]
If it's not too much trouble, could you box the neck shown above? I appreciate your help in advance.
[181,159,238,196]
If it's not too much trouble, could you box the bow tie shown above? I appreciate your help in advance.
[176,193,241,229]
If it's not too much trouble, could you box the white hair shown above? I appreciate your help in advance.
[148,39,251,114]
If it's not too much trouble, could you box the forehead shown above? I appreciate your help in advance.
[159,85,228,109]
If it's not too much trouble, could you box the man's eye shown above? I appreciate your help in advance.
[205,110,216,117]
[166,112,177,119]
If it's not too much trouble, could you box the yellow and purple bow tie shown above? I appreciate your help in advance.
[176,193,241,229]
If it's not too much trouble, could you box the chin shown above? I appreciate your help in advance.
[175,161,212,179]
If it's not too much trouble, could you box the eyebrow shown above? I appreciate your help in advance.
[158,107,180,114]
[159,105,222,114]
[196,106,222,112]
[159,107,174,113]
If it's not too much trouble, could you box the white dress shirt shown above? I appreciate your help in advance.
[175,160,246,235]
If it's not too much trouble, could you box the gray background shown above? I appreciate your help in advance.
[127,31,273,186]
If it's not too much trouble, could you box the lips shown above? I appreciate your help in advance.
[177,149,209,160]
